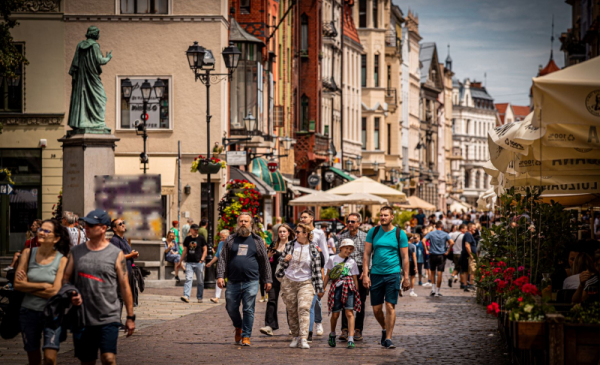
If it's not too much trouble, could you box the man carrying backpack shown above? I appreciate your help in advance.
[362,206,409,349]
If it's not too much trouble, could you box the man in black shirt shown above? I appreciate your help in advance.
[217,212,272,347]
[180,224,207,303]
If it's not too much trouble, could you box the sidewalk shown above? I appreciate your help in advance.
[1,278,510,365]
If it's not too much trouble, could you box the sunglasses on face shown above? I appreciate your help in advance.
[118,222,125,226]
[37,228,53,235]
[295,230,304,234]
[347,220,358,224]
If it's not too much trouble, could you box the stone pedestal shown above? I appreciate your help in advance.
[58,133,120,217]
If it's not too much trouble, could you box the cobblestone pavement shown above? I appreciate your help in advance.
[2,277,511,365]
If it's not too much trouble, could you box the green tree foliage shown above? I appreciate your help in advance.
[1,0,28,77]
[320,207,340,220]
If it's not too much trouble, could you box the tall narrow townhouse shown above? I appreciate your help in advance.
[321,0,363,189]
[437,48,454,210]
[354,0,395,182]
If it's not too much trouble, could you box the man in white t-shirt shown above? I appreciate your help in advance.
[62,211,87,247]
[300,210,329,340]
[448,224,467,288]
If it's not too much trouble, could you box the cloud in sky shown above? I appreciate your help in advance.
[394,0,571,106]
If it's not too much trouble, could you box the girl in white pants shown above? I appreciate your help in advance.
[207,230,230,303]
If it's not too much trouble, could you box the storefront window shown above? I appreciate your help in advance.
[119,77,171,130]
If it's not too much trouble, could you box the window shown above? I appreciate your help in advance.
[465,119,470,134]
[361,55,367,87]
[240,0,251,12]
[372,0,378,28]
[324,124,329,136]
[230,43,261,132]
[119,77,171,129]
[374,117,380,150]
[120,0,168,14]
[358,0,367,28]
[451,118,456,134]
[1,44,23,112]
[374,55,379,87]
[361,117,367,149]
[387,123,391,155]
[475,171,481,189]
[387,65,391,90]
[301,95,309,131]
[464,169,470,188]
[301,14,309,52]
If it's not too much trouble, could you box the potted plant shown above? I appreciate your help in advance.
[564,302,600,362]
[191,155,226,175]
[215,179,266,242]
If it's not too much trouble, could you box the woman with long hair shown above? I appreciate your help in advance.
[260,224,295,336]
[276,223,324,349]
[208,229,230,303]
[164,230,184,282]
[14,219,70,365]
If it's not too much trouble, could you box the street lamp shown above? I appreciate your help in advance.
[373,161,380,172]
[345,159,353,172]
[134,78,165,174]
[186,40,240,288]
[280,136,294,151]
[244,112,257,134]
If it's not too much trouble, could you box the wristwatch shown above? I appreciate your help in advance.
[126,315,136,322]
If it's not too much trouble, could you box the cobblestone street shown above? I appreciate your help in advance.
[1,276,510,365]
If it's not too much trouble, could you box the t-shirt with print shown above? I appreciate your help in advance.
[183,235,207,263]
[415,241,424,263]
[324,254,359,287]
[366,226,408,275]
[408,243,416,262]
[424,229,452,255]
[227,235,259,283]
[285,242,313,282]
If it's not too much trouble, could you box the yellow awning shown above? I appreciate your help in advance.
[115,156,177,194]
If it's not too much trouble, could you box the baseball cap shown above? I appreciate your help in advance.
[190,224,200,230]
[82,209,111,226]
[339,238,355,249]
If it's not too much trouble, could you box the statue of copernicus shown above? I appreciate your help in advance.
[67,26,113,135]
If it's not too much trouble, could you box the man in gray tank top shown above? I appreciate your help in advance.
[62,209,136,364]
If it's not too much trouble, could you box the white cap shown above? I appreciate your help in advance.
[340,238,355,249]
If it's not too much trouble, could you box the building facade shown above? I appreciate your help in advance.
[560,0,600,67]
[451,79,495,205]
[0,0,65,254]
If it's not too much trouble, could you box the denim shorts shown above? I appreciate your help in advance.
[19,307,61,352]
[370,273,400,306]
[332,285,355,313]
[73,322,121,362]
[165,252,181,263]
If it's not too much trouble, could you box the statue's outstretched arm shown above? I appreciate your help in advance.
[95,43,112,65]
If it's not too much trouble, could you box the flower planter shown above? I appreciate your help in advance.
[198,162,222,174]
[512,320,545,350]
[564,323,600,365]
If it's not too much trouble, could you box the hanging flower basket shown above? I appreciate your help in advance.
[191,155,226,175]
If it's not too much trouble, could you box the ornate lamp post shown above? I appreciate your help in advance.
[186,41,240,288]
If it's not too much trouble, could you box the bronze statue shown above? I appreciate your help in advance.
[67,26,112,135]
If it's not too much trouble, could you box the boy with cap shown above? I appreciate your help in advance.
[181,223,207,303]
[323,239,361,349]
[62,209,136,364]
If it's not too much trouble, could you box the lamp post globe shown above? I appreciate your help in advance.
[121,78,133,101]
[373,161,380,172]
[140,79,152,102]
[153,78,165,99]
[222,42,241,71]
[186,41,206,71]
[244,112,256,134]
[345,159,352,172]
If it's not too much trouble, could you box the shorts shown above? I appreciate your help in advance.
[409,261,417,277]
[165,252,181,264]
[424,255,430,270]
[417,263,423,276]
[332,285,355,313]
[73,322,121,362]
[370,273,401,306]
[460,255,477,275]
[429,254,446,273]
[19,307,61,352]
[452,254,461,271]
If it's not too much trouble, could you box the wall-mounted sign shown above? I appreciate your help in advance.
[227,151,247,166]
[267,161,278,173]
[324,171,335,183]
[308,174,320,187]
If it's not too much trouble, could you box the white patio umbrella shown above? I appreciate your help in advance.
[326,176,407,203]
[288,190,352,207]
[342,192,389,205]
[395,196,436,211]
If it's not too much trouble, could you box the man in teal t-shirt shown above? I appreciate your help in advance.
[363,206,409,350]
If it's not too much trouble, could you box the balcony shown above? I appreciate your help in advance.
[385,33,401,56]
[294,131,329,170]
[323,21,338,38]
[385,88,397,112]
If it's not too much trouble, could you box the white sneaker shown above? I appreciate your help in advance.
[2,266,13,272]
[315,323,324,336]
[423,282,432,287]
[299,339,310,349]
[260,326,273,336]
[289,337,299,348]
[410,291,418,297]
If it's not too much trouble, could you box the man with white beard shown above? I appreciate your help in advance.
[217,212,272,347]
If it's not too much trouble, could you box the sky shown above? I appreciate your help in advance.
[395,0,571,106]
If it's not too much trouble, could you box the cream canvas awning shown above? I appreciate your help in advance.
[395,196,436,211]
[326,176,407,203]
[115,157,177,194]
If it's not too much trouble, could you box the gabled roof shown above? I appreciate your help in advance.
[471,87,493,101]
[229,18,264,45]
[512,105,530,119]
[495,103,509,124]
[419,42,443,90]
[343,0,361,45]
[539,59,560,76]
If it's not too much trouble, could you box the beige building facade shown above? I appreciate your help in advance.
[0,1,65,253]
